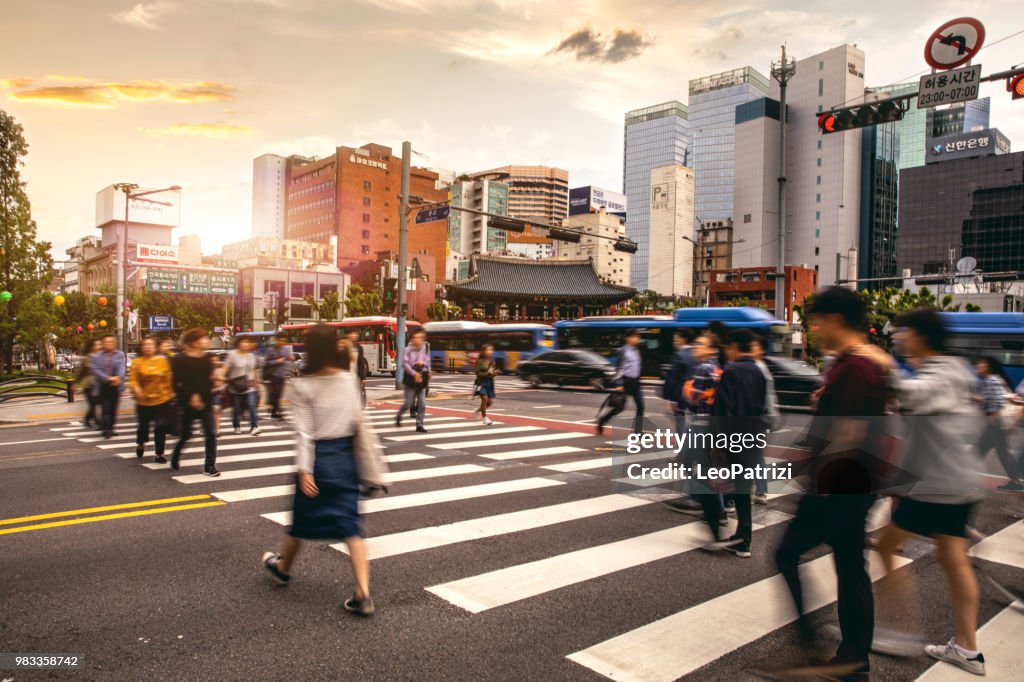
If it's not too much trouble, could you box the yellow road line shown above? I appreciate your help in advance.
[0,495,213,526]
[0,501,226,535]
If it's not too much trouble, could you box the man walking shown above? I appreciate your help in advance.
[91,334,126,439]
[774,286,888,681]
[345,330,370,406]
[597,329,645,435]
[663,329,697,433]
[263,333,294,420]
[396,329,430,433]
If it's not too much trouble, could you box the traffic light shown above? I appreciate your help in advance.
[548,227,582,243]
[818,101,904,134]
[488,216,527,233]
[383,277,398,314]
[1010,73,1024,100]
[613,237,638,253]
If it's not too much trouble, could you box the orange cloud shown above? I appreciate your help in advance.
[2,78,236,108]
[141,122,252,137]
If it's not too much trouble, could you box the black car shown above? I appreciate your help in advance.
[518,350,616,390]
[763,356,823,408]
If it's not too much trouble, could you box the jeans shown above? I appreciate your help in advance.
[173,406,217,468]
[136,402,169,455]
[979,421,1021,481]
[97,383,121,434]
[268,377,286,416]
[698,446,760,544]
[232,391,259,430]
[83,390,99,426]
[775,493,876,668]
[598,377,645,433]
[398,385,426,427]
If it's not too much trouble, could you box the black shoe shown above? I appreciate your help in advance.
[997,481,1024,492]
[724,499,736,514]
[170,452,181,471]
[596,422,604,435]
[416,426,427,433]
[395,417,402,427]
[135,445,144,459]
[103,431,113,439]
[663,498,705,516]
[154,455,167,464]
[204,466,221,477]
[724,541,752,558]
[703,534,745,553]
[343,594,375,616]
[261,552,290,585]
[274,413,285,421]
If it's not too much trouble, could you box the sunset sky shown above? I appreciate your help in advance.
[3,0,1022,260]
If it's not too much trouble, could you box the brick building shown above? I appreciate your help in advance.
[708,265,817,323]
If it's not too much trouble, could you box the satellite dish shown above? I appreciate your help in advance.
[956,256,977,275]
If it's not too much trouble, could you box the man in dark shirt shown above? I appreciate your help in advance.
[774,286,888,681]
[702,329,766,557]
[662,329,697,431]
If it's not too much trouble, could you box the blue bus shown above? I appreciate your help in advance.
[423,321,555,374]
[942,312,1024,387]
[555,307,788,378]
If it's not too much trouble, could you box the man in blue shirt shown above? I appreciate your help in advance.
[263,333,294,420]
[91,334,126,439]
[596,329,645,435]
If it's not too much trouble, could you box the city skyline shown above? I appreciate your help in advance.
[3,0,1023,259]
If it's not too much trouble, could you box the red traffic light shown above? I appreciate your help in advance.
[817,113,836,134]
[1010,74,1024,100]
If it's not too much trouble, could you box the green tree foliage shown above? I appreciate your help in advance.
[427,301,462,321]
[128,288,229,334]
[302,290,342,323]
[344,283,383,317]
[0,110,54,371]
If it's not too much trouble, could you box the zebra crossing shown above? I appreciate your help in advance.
[49,404,1024,680]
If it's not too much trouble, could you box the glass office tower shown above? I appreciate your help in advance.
[623,102,689,290]
[688,67,770,229]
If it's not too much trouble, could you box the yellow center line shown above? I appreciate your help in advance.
[0,494,214,526]
[0,501,226,535]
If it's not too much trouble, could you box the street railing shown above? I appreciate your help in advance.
[0,375,75,404]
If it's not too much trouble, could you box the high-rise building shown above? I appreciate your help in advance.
[898,145,1021,276]
[733,44,866,280]
[688,67,770,229]
[858,122,900,286]
[279,143,448,284]
[692,219,736,305]
[467,165,569,245]
[448,178,509,256]
[732,98,781,268]
[252,154,294,239]
[647,164,696,296]
[558,208,632,287]
[623,101,689,290]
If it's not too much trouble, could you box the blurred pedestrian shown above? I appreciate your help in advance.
[264,333,294,420]
[974,356,1021,492]
[474,343,498,425]
[396,329,430,432]
[343,330,370,406]
[863,308,987,675]
[211,353,225,436]
[774,286,888,681]
[225,336,261,436]
[75,338,101,429]
[129,337,174,463]
[170,328,219,476]
[751,335,780,505]
[261,326,389,616]
[596,329,645,435]
[663,329,697,433]
[91,334,126,439]
[158,338,174,357]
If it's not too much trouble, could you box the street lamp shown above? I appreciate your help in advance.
[111,183,181,352]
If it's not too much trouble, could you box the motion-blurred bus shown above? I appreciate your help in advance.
[942,312,1024,387]
[423,321,555,374]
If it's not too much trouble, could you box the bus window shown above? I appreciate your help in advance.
[490,332,532,352]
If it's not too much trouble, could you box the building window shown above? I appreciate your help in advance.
[816,175,821,185]
[815,228,820,237]
[362,213,370,223]
[817,140,822,149]
[363,181,371,191]
[814,247,820,256]
[363,197,371,207]
[817,158,822,167]
[290,281,314,298]
[743,214,751,223]
[265,280,285,296]
[816,193,821,203]
[319,283,338,297]
[362,230,370,239]
[815,211,820,221]
[291,303,313,319]
[819,60,824,71]
[818,79,823,97]
[361,245,370,255]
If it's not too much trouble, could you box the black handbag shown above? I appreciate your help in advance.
[600,391,626,414]
[160,400,182,437]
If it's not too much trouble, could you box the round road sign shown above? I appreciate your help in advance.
[924,17,985,70]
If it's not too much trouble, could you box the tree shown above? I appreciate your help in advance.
[427,301,462,321]
[0,110,54,372]
[344,283,383,317]
[302,290,342,323]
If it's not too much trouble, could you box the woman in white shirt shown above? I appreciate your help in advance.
[224,337,261,436]
[261,326,389,616]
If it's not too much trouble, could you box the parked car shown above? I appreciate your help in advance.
[518,350,616,390]
[763,356,823,408]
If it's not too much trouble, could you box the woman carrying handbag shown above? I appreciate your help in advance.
[262,326,389,617]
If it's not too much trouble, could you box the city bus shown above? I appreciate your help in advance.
[422,321,555,374]
[942,312,1024,387]
[554,307,788,378]
[282,316,423,375]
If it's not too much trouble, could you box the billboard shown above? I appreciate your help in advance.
[147,269,237,295]
[926,129,1011,164]
[568,186,627,218]
[95,185,181,228]
[136,242,179,265]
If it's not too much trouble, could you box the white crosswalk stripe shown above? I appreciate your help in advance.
[430,431,588,450]
[385,425,540,442]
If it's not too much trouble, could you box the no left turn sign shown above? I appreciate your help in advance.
[924,17,985,70]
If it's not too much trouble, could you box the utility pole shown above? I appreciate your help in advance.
[771,45,796,323]
[395,141,411,388]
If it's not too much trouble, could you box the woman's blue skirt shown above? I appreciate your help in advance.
[289,436,363,540]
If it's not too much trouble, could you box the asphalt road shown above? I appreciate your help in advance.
[1,374,1023,681]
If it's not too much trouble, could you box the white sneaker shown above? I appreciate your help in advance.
[753,492,768,505]
[925,638,985,676]
[482,418,493,426]
[251,426,261,436]
[233,427,241,435]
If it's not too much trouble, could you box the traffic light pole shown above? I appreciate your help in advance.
[395,141,411,389]
[771,45,796,324]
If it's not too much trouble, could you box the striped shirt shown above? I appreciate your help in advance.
[979,374,1007,415]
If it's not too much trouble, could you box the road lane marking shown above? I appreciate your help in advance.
[145,450,431,469]
[386,426,539,442]
[338,494,653,559]
[481,446,588,461]
[0,500,225,535]
[430,431,588,450]
[372,419,477,435]
[110,438,294,455]
[0,494,216,527]
[566,552,910,682]
[969,520,1024,569]
[0,437,77,446]
[541,449,672,472]
[916,601,1024,680]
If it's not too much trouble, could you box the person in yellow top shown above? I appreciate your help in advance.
[129,337,175,462]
